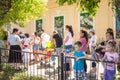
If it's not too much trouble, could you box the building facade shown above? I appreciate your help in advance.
[7,0,115,42]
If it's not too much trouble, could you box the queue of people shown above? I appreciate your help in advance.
[3,26,120,80]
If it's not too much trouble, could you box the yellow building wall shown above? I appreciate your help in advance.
[8,0,115,42]
[95,0,114,41]
[9,20,34,35]
[44,0,80,41]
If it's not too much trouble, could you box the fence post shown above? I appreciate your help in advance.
[0,48,1,71]
[61,53,64,80]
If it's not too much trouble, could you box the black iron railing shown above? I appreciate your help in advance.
[0,48,119,80]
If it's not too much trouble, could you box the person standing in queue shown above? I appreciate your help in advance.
[8,28,22,69]
[64,25,74,79]
[79,30,88,73]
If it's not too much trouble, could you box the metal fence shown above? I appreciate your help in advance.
[0,48,119,80]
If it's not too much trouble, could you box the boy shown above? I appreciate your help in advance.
[65,41,87,80]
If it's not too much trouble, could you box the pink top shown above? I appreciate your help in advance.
[80,37,87,52]
[105,52,118,70]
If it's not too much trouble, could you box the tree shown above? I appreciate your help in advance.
[0,0,46,27]
[56,0,101,16]
[56,0,120,20]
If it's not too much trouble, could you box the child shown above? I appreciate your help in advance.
[88,44,98,78]
[22,43,31,70]
[101,41,119,80]
[65,41,87,80]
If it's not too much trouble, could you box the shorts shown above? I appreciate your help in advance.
[64,63,70,71]
[65,45,72,53]
[65,45,72,63]
[33,44,39,50]
[92,62,96,67]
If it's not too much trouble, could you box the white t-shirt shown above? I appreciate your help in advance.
[41,33,50,42]
[23,38,30,45]
[89,35,97,46]
[65,32,73,45]
[8,34,20,45]
[22,48,31,62]
[33,37,40,44]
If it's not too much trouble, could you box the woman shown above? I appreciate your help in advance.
[96,31,115,59]
[64,25,74,79]
[8,28,22,69]
[64,25,74,52]
[96,30,115,79]
[79,30,88,72]
[31,32,41,62]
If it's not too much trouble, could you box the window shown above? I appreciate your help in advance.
[35,19,42,36]
[54,16,64,37]
[80,12,93,30]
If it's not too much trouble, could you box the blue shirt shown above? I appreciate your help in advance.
[92,50,96,60]
[73,51,84,70]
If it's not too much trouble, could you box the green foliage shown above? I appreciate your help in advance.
[114,0,120,21]
[0,64,21,80]
[56,0,101,16]
[0,64,45,80]
[12,72,45,80]
[56,0,120,18]
[0,0,46,27]
[0,27,5,40]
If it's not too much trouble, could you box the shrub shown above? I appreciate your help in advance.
[0,27,5,40]
[0,64,45,80]
[12,72,45,80]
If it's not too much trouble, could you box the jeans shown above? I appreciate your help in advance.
[104,69,115,80]
[33,44,39,50]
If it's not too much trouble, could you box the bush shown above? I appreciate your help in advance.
[0,64,45,80]
[0,27,5,40]
[0,64,22,80]
[12,72,45,80]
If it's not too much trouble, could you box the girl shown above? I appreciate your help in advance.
[64,25,74,78]
[22,43,31,70]
[23,33,30,48]
[31,32,41,62]
[89,29,97,53]
[101,41,119,80]
[8,28,22,69]
[79,30,88,72]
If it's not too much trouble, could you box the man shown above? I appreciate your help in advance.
[52,30,63,66]
[40,29,50,49]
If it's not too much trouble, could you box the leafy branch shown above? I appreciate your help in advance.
[0,0,46,27]
[56,0,120,20]
[56,0,101,16]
